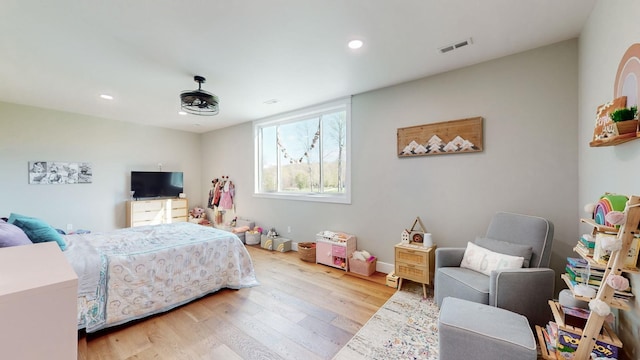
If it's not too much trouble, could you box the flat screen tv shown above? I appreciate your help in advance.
[131,171,183,199]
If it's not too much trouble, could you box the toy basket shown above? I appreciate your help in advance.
[298,242,316,262]
[349,256,376,276]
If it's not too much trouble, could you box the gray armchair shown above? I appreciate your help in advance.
[434,212,555,328]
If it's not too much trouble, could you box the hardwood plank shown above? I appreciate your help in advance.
[209,344,244,360]
[210,300,323,360]
[82,246,395,359]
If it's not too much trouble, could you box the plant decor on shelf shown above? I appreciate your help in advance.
[608,105,638,136]
[609,105,637,122]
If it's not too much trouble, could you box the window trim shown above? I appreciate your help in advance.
[253,97,352,204]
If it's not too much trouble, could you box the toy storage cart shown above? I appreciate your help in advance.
[315,231,356,271]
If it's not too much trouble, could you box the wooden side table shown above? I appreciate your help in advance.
[394,243,436,298]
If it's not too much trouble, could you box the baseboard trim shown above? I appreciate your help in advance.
[376,261,393,274]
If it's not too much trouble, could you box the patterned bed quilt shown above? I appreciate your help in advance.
[62,222,258,332]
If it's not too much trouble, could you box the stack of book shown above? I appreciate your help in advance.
[575,234,595,257]
[538,305,619,359]
[565,257,633,302]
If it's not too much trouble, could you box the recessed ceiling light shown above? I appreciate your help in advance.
[264,99,279,105]
[100,94,113,100]
[348,40,363,49]
[178,111,187,115]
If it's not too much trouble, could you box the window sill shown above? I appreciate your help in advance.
[253,192,351,204]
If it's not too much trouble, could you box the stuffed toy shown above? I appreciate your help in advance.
[189,207,205,219]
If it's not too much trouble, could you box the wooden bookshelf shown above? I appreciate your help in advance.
[572,196,640,358]
[535,325,557,360]
[580,218,618,233]
[571,246,639,274]
[560,274,630,310]
[548,301,622,348]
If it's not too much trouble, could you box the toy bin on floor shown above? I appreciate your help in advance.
[274,237,292,252]
[348,255,376,276]
[233,218,254,243]
[245,231,261,245]
[386,272,399,288]
[298,242,316,262]
[261,235,273,250]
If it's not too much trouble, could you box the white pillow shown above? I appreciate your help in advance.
[460,242,525,276]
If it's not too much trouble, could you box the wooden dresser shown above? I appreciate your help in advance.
[394,243,436,298]
[126,198,188,227]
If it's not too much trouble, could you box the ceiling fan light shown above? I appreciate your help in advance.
[180,76,219,116]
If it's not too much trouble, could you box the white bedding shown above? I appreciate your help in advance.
[63,222,258,332]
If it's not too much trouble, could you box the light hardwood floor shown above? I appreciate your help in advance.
[79,245,396,360]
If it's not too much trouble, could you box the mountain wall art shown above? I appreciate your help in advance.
[397,117,483,157]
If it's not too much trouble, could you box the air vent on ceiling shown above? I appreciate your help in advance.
[438,38,473,54]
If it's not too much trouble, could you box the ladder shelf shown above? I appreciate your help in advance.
[572,195,640,358]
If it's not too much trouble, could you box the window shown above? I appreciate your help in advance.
[254,97,351,204]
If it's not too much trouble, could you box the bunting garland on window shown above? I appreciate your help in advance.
[276,121,321,164]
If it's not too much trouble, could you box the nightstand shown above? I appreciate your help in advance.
[0,242,78,359]
[394,243,436,298]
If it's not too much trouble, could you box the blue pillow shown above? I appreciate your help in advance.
[8,213,67,250]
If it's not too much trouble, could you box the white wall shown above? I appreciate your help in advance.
[202,39,579,284]
[0,102,202,232]
[0,34,593,353]
[580,1,640,357]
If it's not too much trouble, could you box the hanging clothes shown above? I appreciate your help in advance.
[219,181,235,210]
[212,180,222,207]
[207,178,219,208]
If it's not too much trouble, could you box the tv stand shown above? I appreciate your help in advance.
[126,198,188,227]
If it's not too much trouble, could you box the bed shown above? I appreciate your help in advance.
[61,222,258,333]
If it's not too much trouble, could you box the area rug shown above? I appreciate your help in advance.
[333,283,440,360]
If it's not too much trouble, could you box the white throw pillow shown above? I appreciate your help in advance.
[460,241,525,276]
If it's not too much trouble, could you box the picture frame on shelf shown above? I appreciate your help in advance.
[410,231,424,244]
[407,216,427,245]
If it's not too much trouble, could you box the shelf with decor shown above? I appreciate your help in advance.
[580,217,619,234]
[590,95,638,147]
[535,300,623,360]
[575,217,639,274]
[589,131,640,147]
[571,244,639,274]
[560,274,630,311]
[568,195,640,358]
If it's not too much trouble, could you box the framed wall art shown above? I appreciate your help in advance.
[397,117,483,157]
[28,161,92,184]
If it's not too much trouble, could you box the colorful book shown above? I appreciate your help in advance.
[567,257,588,268]
[566,278,633,299]
[593,233,640,268]
[577,241,594,255]
[580,234,596,248]
[556,329,619,359]
[565,268,603,286]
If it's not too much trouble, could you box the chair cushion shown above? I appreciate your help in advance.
[435,267,489,306]
[486,212,553,268]
[475,237,533,268]
[439,297,537,360]
[461,242,524,276]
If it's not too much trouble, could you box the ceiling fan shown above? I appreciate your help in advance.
[180,75,219,116]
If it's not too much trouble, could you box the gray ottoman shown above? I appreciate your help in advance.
[439,297,537,360]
